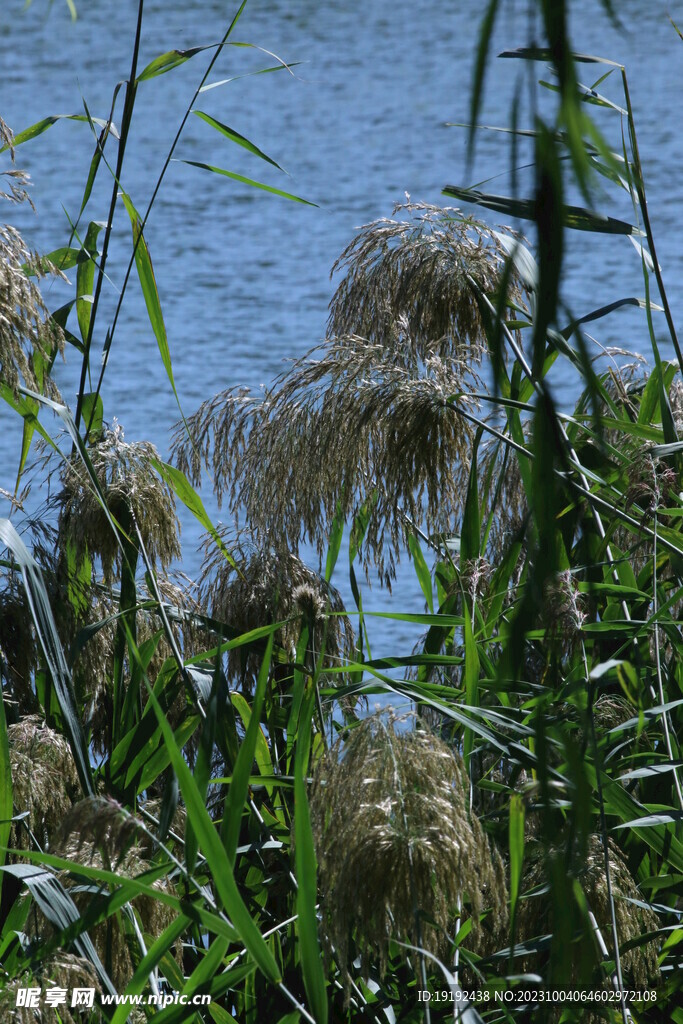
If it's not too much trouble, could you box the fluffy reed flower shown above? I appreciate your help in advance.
[56,423,181,582]
[328,199,523,358]
[1,122,64,397]
[201,530,354,690]
[1,118,32,208]
[0,954,103,1024]
[8,716,80,850]
[599,367,681,530]
[175,345,482,586]
[543,569,585,650]
[518,834,660,990]
[0,222,65,398]
[625,446,677,521]
[44,796,181,992]
[309,712,507,986]
[53,796,141,868]
[173,204,522,586]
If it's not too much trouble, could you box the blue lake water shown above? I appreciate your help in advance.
[2,0,683,659]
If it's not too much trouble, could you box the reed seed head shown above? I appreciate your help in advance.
[543,569,585,650]
[518,833,660,990]
[201,530,354,689]
[0,954,103,1024]
[56,425,181,582]
[46,799,180,991]
[328,199,523,362]
[8,715,80,850]
[310,711,507,986]
[0,222,65,398]
[172,203,521,587]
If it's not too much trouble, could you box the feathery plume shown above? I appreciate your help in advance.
[518,834,660,991]
[172,203,522,586]
[0,954,103,1024]
[310,711,507,987]
[55,424,181,582]
[8,716,80,851]
[200,529,354,691]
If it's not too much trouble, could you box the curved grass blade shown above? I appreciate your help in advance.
[137,43,221,82]
[77,91,122,218]
[120,192,180,406]
[561,296,661,338]
[408,535,434,613]
[178,160,317,205]
[151,458,237,571]
[76,221,104,345]
[192,110,285,170]
[508,793,525,951]
[229,689,276,799]
[0,864,114,993]
[468,0,500,163]
[442,185,641,235]
[21,246,85,275]
[200,61,304,94]
[222,635,273,864]
[499,47,622,67]
[0,114,119,153]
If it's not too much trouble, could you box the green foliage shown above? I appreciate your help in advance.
[1,2,683,1022]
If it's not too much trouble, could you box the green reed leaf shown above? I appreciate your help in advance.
[178,160,317,205]
[137,43,219,82]
[143,680,282,984]
[120,192,179,403]
[192,110,284,170]
[0,114,118,153]
[294,678,328,1024]
[442,184,642,235]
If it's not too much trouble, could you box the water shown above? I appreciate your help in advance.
[2,0,683,657]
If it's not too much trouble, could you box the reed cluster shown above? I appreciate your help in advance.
[0,2,680,1022]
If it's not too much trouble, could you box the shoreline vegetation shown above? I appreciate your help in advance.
[1,2,682,1021]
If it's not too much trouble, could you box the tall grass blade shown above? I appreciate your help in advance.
[142,680,282,984]
[0,114,119,153]
[442,185,641,235]
[120,192,181,407]
[222,636,273,865]
[137,43,222,82]
[0,690,11,905]
[294,679,328,1024]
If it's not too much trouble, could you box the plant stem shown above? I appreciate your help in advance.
[75,0,145,433]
